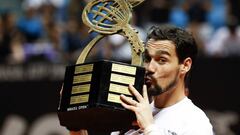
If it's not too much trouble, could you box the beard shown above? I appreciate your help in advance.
[146,71,179,96]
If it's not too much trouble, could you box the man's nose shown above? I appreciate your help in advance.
[145,60,157,73]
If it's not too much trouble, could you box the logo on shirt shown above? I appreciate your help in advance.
[168,130,177,135]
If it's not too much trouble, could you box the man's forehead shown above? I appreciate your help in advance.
[146,39,176,51]
[146,39,175,46]
[144,47,171,57]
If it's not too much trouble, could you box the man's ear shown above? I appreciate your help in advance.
[180,57,192,74]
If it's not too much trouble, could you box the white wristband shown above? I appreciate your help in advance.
[143,124,156,135]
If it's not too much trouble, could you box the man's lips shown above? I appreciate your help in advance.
[144,76,153,88]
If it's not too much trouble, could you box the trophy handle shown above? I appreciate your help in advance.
[76,34,104,64]
[76,34,143,66]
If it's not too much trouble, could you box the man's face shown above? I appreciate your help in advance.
[144,39,181,96]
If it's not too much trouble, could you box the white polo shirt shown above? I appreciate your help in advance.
[112,97,214,135]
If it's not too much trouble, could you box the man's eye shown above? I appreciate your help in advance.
[144,55,151,62]
[157,58,167,64]
[159,59,166,63]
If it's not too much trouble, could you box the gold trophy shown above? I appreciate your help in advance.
[58,0,145,131]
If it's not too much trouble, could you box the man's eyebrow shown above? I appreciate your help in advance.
[156,50,171,56]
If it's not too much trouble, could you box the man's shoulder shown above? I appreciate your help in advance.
[182,98,210,120]
[182,98,213,130]
[153,98,214,134]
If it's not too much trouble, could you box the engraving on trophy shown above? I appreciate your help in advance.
[111,63,137,75]
[108,93,133,103]
[109,83,131,95]
[110,73,135,84]
[74,64,94,74]
[71,84,91,94]
[70,94,89,105]
[73,74,92,84]
[108,93,121,103]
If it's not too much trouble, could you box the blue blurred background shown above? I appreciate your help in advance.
[0,0,240,135]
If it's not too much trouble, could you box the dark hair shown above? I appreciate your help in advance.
[147,24,198,65]
[146,24,198,87]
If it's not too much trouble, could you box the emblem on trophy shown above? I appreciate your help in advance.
[58,0,145,131]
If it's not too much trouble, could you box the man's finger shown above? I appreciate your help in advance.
[70,130,88,135]
[129,84,144,102]
[142,85,149,102]
[120,100,136,112]
[120,94,138,106]
[120,95,137,112]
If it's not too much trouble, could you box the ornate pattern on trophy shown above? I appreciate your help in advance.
[78,0,144,65]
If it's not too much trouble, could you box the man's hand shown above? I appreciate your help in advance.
[70,130,88,135]
[120,85,154,130]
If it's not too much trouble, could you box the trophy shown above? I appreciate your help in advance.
[58,0,145,131]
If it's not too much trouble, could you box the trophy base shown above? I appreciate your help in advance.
[58,60,145,131]
[58,106,136,131]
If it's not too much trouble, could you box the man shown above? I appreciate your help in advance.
[70,25,214,135]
